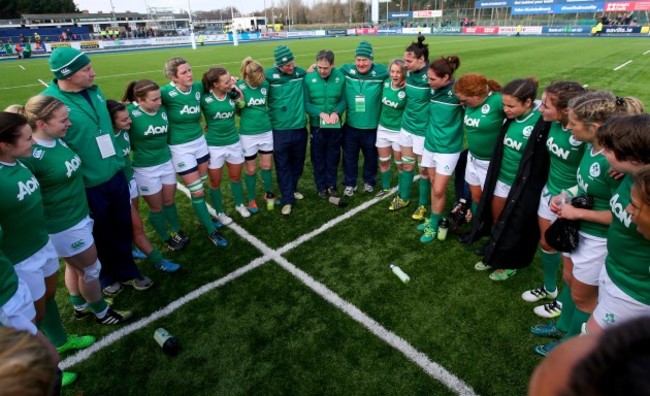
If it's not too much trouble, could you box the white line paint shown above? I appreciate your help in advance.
[613,60,632,71]
[37,79,48,87]
[643,49,650,55]
[18,65,25,70]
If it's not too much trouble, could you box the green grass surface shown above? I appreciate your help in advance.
[0,36,648,395]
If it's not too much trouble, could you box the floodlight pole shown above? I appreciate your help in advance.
[188,0,197,49]
[231,5,239,46]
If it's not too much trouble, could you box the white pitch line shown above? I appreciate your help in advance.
[613,60,632,71]
[18,65,25,70]
[644,49,650,55]
[38,79,48,87]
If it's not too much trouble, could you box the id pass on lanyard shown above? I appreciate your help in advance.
[96,131,116,159]
[355,95,366,113]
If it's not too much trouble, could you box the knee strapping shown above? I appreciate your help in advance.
[402,156,416,164]
[379,155,391,163]
[188,180,204,194]
[394,159,403,165]
[200,173,208,182]
[83,260,101,283]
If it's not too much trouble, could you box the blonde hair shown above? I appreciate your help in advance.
[23,95,66,129]
[4,104,25,114]
[241,57,265,88]
[568,90,618,124]
[164,57,188,80]
[0,327,57,396]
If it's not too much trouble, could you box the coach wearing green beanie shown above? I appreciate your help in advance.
[42,46,152,293]
[340,40,387,197]
[265,45,307,215]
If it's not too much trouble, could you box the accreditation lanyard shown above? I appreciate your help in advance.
[354,78,366,113]
[68,89,116,159]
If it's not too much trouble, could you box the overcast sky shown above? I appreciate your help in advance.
[74,0,272,16]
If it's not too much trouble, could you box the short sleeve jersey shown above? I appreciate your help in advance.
[0,227,19,307]
[161,82,204,145]
[238,80,273,135]
[127,104,172,168]
[498,108,541,186]
[113,130,134,181]
[545,122,586,195]
[464,92,504,161]
[400,65,431,137]
[576,146,621,238]
[22,139,88,234]
[378,79,407,132]
[0,161,49,263]
[605,175,650,305]
[424,82,464,154]
[201,92,239,147]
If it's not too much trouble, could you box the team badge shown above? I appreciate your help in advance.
[229,99,235,106]
[123,132,129,141]
[523,126,534,138]
[589,162,601,177]
[569,135,582,147]
[162,112,168,121]
[481,104,490,114]
[398,91,406,99]
[312,78,317,83]
[32,147,44,159]
[195,92,201,101]
[261,88,267,95]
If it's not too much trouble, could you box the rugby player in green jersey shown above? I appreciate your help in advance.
[238,57,278,211]
[375,59,407,197]
[162,57,226,246]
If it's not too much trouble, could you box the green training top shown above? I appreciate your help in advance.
[545,121,586,195]
[265,66,307,130]
[303,68,346,127]
[0,161,49,263]
[0,227,19,307]
[464,92,504,161]
[42,81,124,188]
[400,65,431,137]
[340,62,388,130]
[161,82,204,145]
[576,146,621,238]
[238,80,273,135]
[113,130,134,181]
[127,103,172,168]
[378,78,407,132]
[424,82,464,155]
[605,175,650,305]
[498,108,541,186]
[22,139,88,234]
[202,92,239,147]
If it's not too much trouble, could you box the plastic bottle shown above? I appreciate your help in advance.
[437,218,449,241]
[555,189,571,207]
[390,264,410,283]
[154,328,180,356]
[329,196,348,208]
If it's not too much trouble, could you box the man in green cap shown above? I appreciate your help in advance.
[340,40,388,197]
[42,47,152,295]
[265,44,308,215]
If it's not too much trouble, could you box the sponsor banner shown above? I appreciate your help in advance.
[261,32,289,39]
[602,25,642,33]
[153,36,191,45]
[462,26,500,34]
[476,0,604,7]
[511,2,603,13]
[102,39,151,48]
[327,29,348,35]
[402,27,432,34]
[498,26,544,34]
[543,26,590,33]
[350,27,378,35]
[377,28,401,33]
[413,10,443,17]
[389,11,412,18]
[431,26,462,33]
[45,42,78,52]
[604,1,650,10]
[475,0,509,8]
[79,40,100,50]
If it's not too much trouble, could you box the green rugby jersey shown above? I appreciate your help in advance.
[238,80,272,135]
[424,82,464,154]
[161,82,204,145]
[576,146,621,238]
[0,161,49,263]
[23,139,88,234]
[378,78,407,132]
[127,104,172,167]
[41,81,123,188]
[113,130,134,181]
[265,66,307,130]
[498,109,541,186]
[340,63,388,130]
[400,65,430,137]
[202,92,239,147]
[605,175,650,305]
[546,122,586,195]
[303,68,346,127]
[464,92,504,161]
[0,227,19,307]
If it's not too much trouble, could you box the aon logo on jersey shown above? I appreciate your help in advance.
[610,193,632,228]
[65,155,81,178]
[464,115,480,128]
[577,172,589,193]
[503,137,522,151]
[145,125,168,135]
[381,97,400,109]
[17,176,39,201]
[212,111,234,120]
[248,97,265,106]
[180,105,200,115]
[546,137,570,160]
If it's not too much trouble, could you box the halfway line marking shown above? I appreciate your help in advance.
[613,60,632,70]
[38,79,48,87]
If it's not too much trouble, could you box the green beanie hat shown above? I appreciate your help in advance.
[274,45,294,67]
[355,41,373,60]
[49,47,91,79]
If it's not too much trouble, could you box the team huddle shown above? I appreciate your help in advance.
[1,36,649,391]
